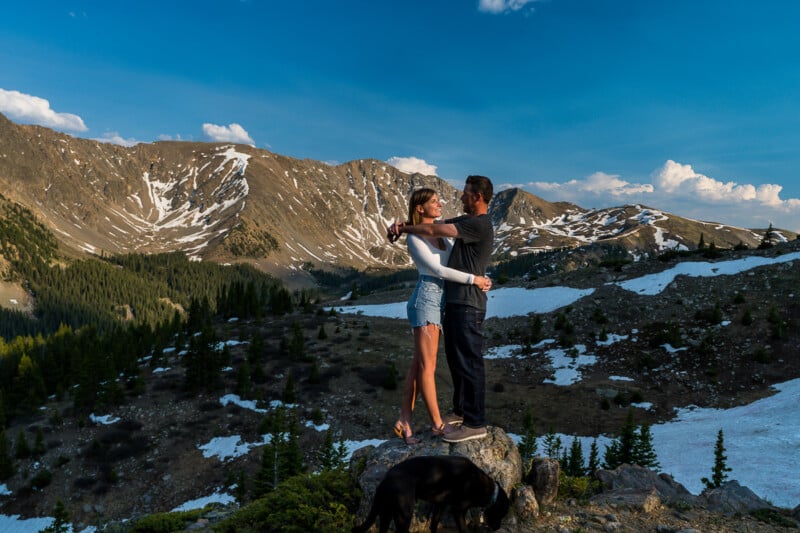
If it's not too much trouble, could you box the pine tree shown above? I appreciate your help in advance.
[252,407,304,497]
[317,324,328,340]
[632,423,660,470]
[542,426,562,459]
[282,372,296,404]
[697,233,706,250]
[0,390,6,429]
[587,439,600,475]
[288,321,306,360]
[233,469,247,505]
[15,430,31,460]
[603,410,638,469]
[33,427,46,457]
[40,500,70,533]
[308,358,321,385]
[758,223,776,249]
[0,430,15,481]
[235,362,252,399]
[517,407,538,470]
[318,429,347,472]
[702,429,732,489]
[565,437,585,477]
[281,413,304,478]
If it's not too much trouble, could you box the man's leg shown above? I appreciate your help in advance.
[445,304,486,428]
[444,304,463,418]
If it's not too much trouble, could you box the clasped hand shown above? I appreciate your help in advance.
[387,221,404,243]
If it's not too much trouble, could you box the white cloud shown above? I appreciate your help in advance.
[0,88,87,132]
[478,0,540,14]
[528,172,653,199]
[94,132,140,147]
[386,156,438,176]
[202,123,255,146]
[653,160,799,209]
[518,160,800,231]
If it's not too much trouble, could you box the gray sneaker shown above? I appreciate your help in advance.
[442,412,464,426]
[442,425,487,443]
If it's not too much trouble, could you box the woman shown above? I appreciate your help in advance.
[393,188,491,444]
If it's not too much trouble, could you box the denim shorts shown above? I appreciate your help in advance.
[407,275,445,328]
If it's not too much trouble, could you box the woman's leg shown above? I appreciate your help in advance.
[415,324,443,429]
[399,356,418,425]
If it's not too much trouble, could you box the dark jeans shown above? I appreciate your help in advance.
[443,303,486,428]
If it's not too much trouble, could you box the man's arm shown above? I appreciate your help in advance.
[389,221,459,240]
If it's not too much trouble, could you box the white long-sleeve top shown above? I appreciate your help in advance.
[407,234,474,285]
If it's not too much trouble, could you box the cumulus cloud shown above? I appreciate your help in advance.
[653,160,799,209]
[478,0,540,14]
[519,160,800,230]
[386,156,438,176]
[202,123,255,146]
[529,172,653,199]
[94,132,140,147]
[0,88,87,132]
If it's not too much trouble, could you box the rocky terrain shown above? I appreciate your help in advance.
[2,112,800,530]
[2,112,794,287]
[2,239,799,531]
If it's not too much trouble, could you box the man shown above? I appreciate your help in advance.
[388,175,494,443]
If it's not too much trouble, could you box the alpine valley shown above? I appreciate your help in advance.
[1,112,789,286]
[2,112,800,531]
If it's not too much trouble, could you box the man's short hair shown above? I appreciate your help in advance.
[466,175,493,204]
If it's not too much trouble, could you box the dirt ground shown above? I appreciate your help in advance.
[4,243,800,529]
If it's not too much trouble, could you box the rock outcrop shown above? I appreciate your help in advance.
[702,480,775,515]
[593,463,698,508]
[350,425,521,532]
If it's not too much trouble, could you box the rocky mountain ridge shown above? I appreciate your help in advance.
[1,113,793,286]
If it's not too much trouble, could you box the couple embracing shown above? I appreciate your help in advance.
[387,175,494,444]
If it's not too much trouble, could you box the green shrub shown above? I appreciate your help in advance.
[749,508,798,528]
[29,469,53,490]
[558,473,600,501]
[217,470,360,533]
[129,508,205,533]
[753,347,771,364]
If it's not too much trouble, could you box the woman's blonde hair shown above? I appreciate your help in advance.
[407,188,437,226]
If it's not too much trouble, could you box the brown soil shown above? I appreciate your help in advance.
[4,242,800,530]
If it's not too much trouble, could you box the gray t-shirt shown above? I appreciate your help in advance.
[444,214,494,310]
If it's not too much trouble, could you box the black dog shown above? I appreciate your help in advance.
[352,455,510,533]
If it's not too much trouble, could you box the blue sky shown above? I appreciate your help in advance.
[2,0,800,232]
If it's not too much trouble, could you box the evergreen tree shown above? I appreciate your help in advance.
[253,407,304,497]
[587,439,600,475]
[282,372,296,404]
[697,233,706,250]
[40,500,70,533]
[603,410,638,469]
[632,423,660,470]
[183,324,222,392]
[702,429,732,489]
[15,430,31,460]
[564,437,585,477]
[288,321,306,361]
[233,469,247,505]
[308,358,321,385]
[758,223,776,249]
[0,430,15,481]
[318,430,347,472]
[33,427,46,457]
[317,324,327,340]
[0,391,5,429]
[247,332,267,384]
[517,407,538,469]
[235,362,252,399]
[542,426,562,459]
